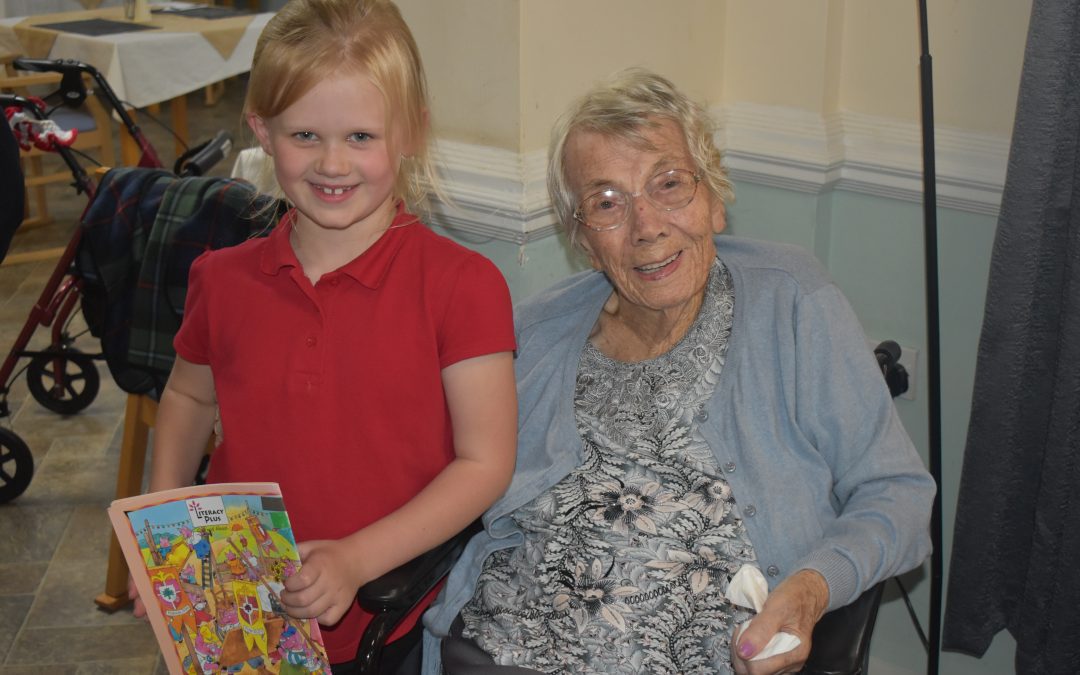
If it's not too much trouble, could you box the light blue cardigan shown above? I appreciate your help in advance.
[422,235,935,673]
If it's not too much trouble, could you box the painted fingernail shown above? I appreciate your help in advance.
[739,641,754,657]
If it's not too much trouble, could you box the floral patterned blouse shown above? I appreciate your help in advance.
[462,260,759,674]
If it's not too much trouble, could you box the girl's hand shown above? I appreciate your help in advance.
[128,574,147,619]
[732,569,830,675]
[279,539,363,626]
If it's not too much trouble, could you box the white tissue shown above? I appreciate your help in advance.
[726,564,769,611]
[737,620,803,661]
[725,564,803,662]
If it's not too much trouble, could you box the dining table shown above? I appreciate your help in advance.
[1,0,124,19]
[0,1,272,163]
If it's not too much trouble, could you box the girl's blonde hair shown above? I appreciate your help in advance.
[245,0,436,209]
[548,68,733,247]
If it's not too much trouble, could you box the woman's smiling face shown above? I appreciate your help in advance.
[565,118,726,321]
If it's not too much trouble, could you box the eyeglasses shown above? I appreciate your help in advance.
[573,169,702,231]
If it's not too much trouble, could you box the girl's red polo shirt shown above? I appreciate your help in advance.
[174,206,515,662]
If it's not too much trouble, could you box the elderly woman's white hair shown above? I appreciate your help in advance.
[547,68,733,247]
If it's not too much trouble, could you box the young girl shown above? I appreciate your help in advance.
[146,0,518,670]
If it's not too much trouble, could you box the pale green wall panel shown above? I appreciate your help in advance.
[723,182,825,254]
[429,226,589,304]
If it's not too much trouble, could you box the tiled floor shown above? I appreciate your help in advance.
[1,80,249,674]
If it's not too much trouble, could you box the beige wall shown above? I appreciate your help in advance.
[396,0,521,150]
[837,0,922,121]
[837,0,1030,134]
[518,0,724,151]
[400,0,1029,152]
[925,0,1031,133]
[722,0,841,112]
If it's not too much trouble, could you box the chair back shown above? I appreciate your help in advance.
[802,582,886,675]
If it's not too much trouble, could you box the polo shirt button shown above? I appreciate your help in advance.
[766,565,780,577]
[743,504,757,517]
[724,462,736,473]
[329,277,340,287]
[306,336,317,347]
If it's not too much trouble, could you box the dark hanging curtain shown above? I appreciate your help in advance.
[942,1,1080,673]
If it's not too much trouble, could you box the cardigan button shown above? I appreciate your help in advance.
[696,409,709,422]
[743,504,757,517]
[766,565,780,577]
[724,462,736,473]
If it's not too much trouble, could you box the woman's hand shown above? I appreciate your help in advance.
[732,569,830,675]
[279,539,363,626]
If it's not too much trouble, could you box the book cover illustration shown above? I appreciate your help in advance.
[109,483,332,674]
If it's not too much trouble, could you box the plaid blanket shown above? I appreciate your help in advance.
[78,168,282,396]
[78,167,176,395]
[127,175,282,380]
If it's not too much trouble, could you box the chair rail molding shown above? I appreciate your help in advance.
[430,103,1009,243]
[719,102,1009,217]
[429,139,554,246]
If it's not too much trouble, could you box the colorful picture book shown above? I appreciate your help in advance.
[108,482,332,674]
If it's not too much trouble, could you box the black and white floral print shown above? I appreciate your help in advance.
[463,261,760,674]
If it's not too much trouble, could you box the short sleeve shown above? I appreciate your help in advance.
[437,254,515,368]
[173,251,214,365]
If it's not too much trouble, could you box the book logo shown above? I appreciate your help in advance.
[186,496,228,527]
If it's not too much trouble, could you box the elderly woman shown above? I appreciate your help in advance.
[423,69,934,675]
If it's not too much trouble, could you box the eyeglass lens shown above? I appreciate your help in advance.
[578,169,698,230]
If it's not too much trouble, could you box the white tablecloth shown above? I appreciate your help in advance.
[1,0,123,19]
[0,4,271,108]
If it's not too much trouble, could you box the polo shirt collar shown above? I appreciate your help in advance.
[258,202,419,289]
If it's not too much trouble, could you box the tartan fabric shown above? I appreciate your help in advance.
[77,167,280,396]
[77,167,175,395]
[127,175,281,378]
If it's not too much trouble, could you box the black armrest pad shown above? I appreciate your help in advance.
[802,581,885,675]
[358,521,482,612]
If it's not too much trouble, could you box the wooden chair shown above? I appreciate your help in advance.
[96,393,218,610]
[1,53,116,228]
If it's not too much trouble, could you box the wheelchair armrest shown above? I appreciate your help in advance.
[353,520,483,673]
[802,581,886,675]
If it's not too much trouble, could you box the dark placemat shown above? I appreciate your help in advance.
[34,18,161,36]
[151,6,253,19]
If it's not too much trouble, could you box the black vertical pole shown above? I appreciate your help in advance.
[916,2,943,674]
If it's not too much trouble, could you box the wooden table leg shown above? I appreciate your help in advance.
[95,394,214,610]
[95,393,156,611]
[204,80,225,107]
[118,97,189,167]
[170,94,189,158]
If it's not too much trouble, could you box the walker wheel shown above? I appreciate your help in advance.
[26,349,101,415]
[0,427,33,503]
